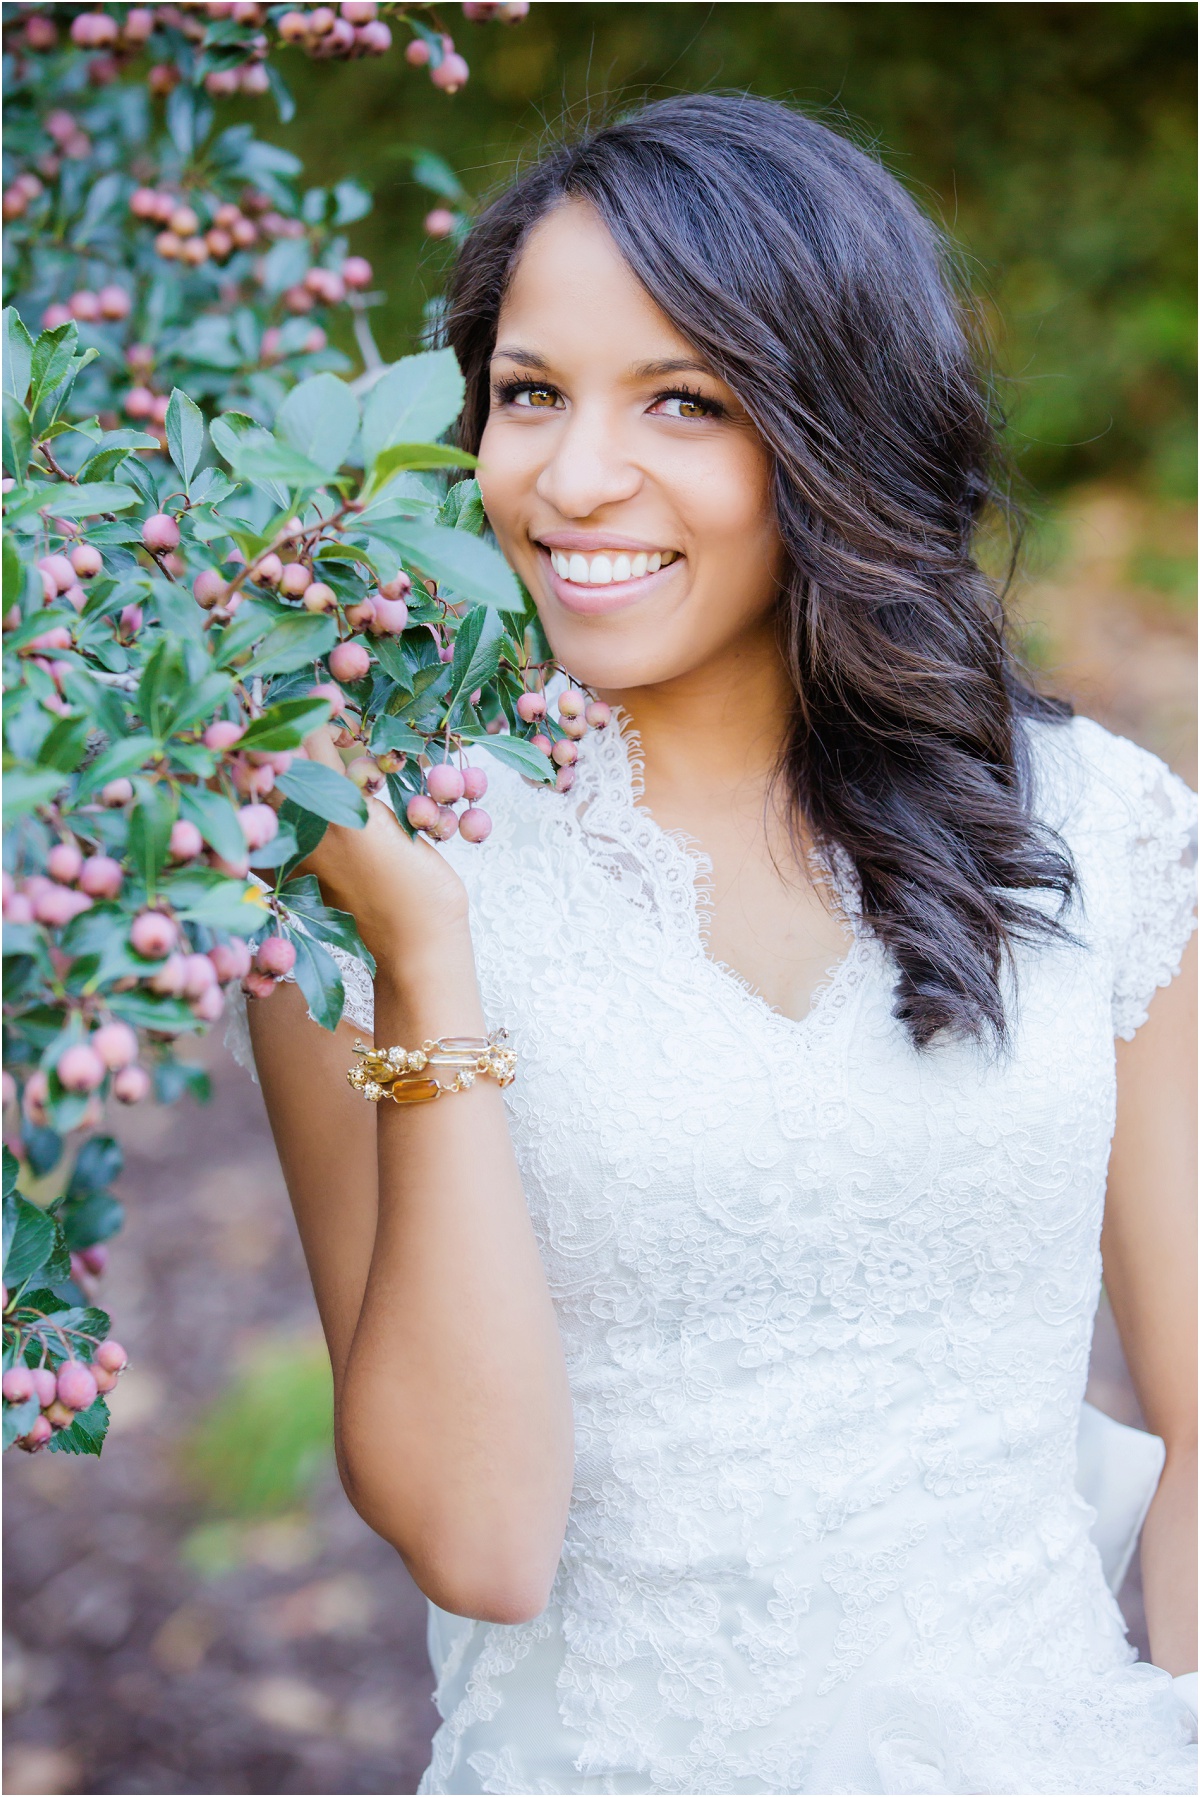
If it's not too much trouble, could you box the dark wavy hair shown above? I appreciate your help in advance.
[444,93,1076,1049]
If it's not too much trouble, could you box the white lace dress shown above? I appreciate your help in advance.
[229,710,1198,1796]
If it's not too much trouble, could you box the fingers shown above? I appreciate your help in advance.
[303,723,346,772]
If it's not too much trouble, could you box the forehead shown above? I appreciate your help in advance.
[497,199,696,362]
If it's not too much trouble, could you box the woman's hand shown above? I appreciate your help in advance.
[292,726,470,968]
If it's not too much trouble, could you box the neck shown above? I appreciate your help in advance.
[596,615,794,803]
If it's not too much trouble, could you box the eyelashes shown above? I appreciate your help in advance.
[490,376,726,420]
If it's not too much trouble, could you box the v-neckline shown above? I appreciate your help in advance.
[571,703,873,1039]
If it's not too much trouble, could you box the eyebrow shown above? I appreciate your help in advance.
[490,346,719,383]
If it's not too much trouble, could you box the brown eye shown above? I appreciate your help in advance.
[527,387,558,407]
[677,398,706,418]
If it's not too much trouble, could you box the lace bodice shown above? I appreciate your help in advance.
[228,711,1197,1794]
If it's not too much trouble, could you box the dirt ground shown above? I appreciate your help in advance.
[3,486,1194,1796]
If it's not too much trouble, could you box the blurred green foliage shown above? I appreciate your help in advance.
[228,1,1194,497]
[182,1332,333,1518]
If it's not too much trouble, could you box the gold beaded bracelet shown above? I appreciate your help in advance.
[347,1031,517,1105]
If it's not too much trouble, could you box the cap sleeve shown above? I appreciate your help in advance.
[1104,733,1197,1040]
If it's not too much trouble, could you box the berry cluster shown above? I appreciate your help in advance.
[1,1340,129,1454]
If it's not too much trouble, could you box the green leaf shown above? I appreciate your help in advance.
[230,436,332,494]
[29,323,78,413]
[289,930,344,1032]
[173,881,266,935]
[375,520,522,611]
[3,308,34,403]
[61,1190,124,1251]
[461,729,556,784]
[275,759,368,829]
[445,605,505,715]
[68,1135,123,1195]
[75,733,159,801]
[210,413,289,509]
[35,482,140,520]
[369,715,424,756]
[126,779,177,892]
[238,697,333,752]
[105,990,202,1033]
[276,373,359,475]
[2,768,69,820]
[333,178,372,225]
[4,1394,41,1451]
[276,798,327,877]
[360,350,465,470]
[370,443,476,490]
[166,389,206,491]
[396,145,467,203]
[439,477,487,535]
[178,784,248,867]
[37,713,90,772]
[279,877,375,974]
[3,1147,17,1201]
[3,1192,58,1285]
[238,612,338,679]
[48,1394,110,1457]
[3,394,31,478]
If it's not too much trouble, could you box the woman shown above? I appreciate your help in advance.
[242,97,1197,1794]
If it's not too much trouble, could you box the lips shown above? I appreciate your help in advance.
[536,543,684,616]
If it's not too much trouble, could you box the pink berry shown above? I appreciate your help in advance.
[93,1364,118,1395]
[560,715,588,741]
[344,598,375,631]
[3,1368,35,1403]
[39,553,76,594]
[182,953,218,999]
[516,691,546,723]
[33,885,78,928]
[69,543,102,579]
[555,766,576,793]
[99,778,133,808]
[41,304,72,331]
[347,756,384,794]
[124,385,155,419]
[80,1244,108,1276]
[190,986,225,1024]
[330,641,371,684]
[585,701,611,728]
[142,513,180,553]
[208,939,253,983]
[1,1070,15,1104]
[131,910,176,959]
[97,284,130,320]
[118,604,144,638]
[69,289,101,322]
[57,1042,106,1093]
[113,1064,151,1104]
[148,953,187,996]
[405,793,440,832]
[358,18,391,50]
[242,969,277,1000]
[25,626,73,653]
[551,738,578,768]
[430,50,469,92]
[168,820,204,862]
[279,562,313,597]
[237,804,278,852]
[368,596,408,635]
[255,936,296,977]
[21,1416,53,1451]
[96,1340,128,1373]
[529,733,553,757]
[405,35,430,64]
[378,572,412,601]
[92,1021,138,1070]
[426,764,465,805]
[557,689,585,719]
[47,841,83,884]
[462,766,488,802]
[458,807,492,843]
[341,255,372,288]
[56,1360,98,1411]
[79,854,122,898]
[254,552,283,587]
[193,568,225,609]
[202,719,245,752]
[302,582,337,615]
[430,806,460,841]
[424,207,455,238]
[30,1367,57,1407]
[59,583,87,614]
[22,1071,49,1127]
[307,682,343,710]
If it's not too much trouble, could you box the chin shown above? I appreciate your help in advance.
[539,617,695,695]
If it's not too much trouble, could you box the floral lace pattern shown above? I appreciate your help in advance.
[226,712,1197,1794]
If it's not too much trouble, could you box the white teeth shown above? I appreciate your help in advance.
[547,548,677,584]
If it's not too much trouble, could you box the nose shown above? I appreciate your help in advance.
[534,401,643,520]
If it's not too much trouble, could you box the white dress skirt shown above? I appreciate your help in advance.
[229,707,1198,1795]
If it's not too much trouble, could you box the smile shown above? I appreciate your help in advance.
[546,548,681,586]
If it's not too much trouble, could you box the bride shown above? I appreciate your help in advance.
[242,96,1197,1794]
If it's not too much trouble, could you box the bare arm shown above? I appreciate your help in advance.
[248,732,574,1623]
[1103,931,1197,1675]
